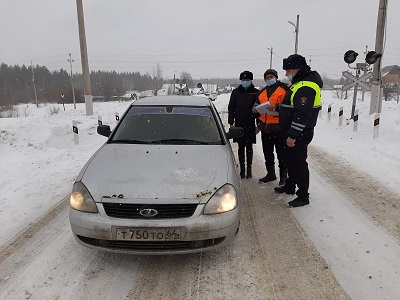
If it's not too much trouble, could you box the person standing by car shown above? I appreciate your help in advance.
[252,69,289,185]
[274,54,323,207]
[228,70,259,179]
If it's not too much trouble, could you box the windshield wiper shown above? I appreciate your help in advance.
[151,139,210,145]
[109,139,149,144]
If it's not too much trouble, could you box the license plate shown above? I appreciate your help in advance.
[115,228,181,241]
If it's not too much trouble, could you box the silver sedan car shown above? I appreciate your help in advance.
[69,96,244,255]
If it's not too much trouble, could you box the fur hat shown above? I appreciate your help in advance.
[240,70,253,80]
[283,54,307,70]
[264,69,278,79]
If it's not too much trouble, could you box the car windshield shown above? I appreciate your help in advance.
[110,105,223,145]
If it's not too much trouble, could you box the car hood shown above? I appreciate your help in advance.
[79,144,234,202]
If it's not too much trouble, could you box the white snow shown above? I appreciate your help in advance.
[1,91,400,299]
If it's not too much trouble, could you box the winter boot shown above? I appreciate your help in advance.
[259,165,277,183]
[287,196,309,207]
[278,167,288,186]
[274,183,295,195]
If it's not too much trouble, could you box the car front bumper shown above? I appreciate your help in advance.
[69,203,240,255]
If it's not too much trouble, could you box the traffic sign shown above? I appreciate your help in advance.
[341,71,372,91]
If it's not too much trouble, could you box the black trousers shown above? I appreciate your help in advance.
[285,129,314,198]
[238,142,253,166]
[261,131,287,169]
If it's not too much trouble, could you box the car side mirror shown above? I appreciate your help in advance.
[97,125,111,137]
[226,127,244,140]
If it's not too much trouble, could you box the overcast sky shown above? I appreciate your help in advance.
[1,0,399,79]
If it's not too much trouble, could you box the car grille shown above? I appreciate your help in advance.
[102,203,198,219]
[77,235,225,251]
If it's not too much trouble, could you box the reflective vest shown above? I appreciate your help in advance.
[289,81,322,108]
[257,86,286,124]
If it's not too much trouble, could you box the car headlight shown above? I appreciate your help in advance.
[203,184,237,215]
[70,181,98,213]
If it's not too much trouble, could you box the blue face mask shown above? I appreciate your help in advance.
[265,79,276,86]
[241,81,251,88]
[287,74,293,82]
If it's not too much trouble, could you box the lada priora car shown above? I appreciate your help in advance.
[69,96,244,255]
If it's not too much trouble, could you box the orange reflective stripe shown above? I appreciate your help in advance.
[266,113,279,124]
[257,90,268,123]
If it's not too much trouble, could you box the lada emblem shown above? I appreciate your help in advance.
[139,208,158,217]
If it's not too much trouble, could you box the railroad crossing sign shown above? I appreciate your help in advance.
[341,71,372,91]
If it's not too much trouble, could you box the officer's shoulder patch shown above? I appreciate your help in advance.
[300,97,307,105]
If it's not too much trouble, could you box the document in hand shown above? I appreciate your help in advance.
[255,102,278,115]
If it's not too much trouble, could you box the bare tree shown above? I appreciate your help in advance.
[382,82,396,101]
[180,71,192,88]
[332,89,345,100]
[152,63,164,96]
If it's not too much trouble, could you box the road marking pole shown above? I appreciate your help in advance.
[327,104,331,122]
[72,120,79,145]
[353,109,359,132]
[339,107,343,126]
[373,113,380,139]
[115,112,119,126]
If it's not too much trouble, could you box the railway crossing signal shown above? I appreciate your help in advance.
[341,71,372,91]
[342,49,381,120]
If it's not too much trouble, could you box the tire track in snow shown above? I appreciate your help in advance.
[0,207,140,300]
[128,254,202,300]
[288,144,400,299]
[309,145,400,242]
[240,153,350,300]
[0,195,69,264]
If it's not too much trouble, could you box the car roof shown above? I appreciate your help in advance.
[132,95,212,107]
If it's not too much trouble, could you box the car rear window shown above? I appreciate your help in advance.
[111,106,223,145]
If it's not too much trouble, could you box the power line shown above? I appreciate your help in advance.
[88,51,268,57]
[87,58,268,64]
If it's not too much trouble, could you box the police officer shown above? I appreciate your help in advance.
[273,54,323,207]
[228,71,259,179]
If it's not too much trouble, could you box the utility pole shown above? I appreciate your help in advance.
[76,0,93,116]
[372,0,387,113]
[30,61,38,107]
[288,15,299,54]
[173,72,176,95]
[68,53,77,109]
[267,47,273,68]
